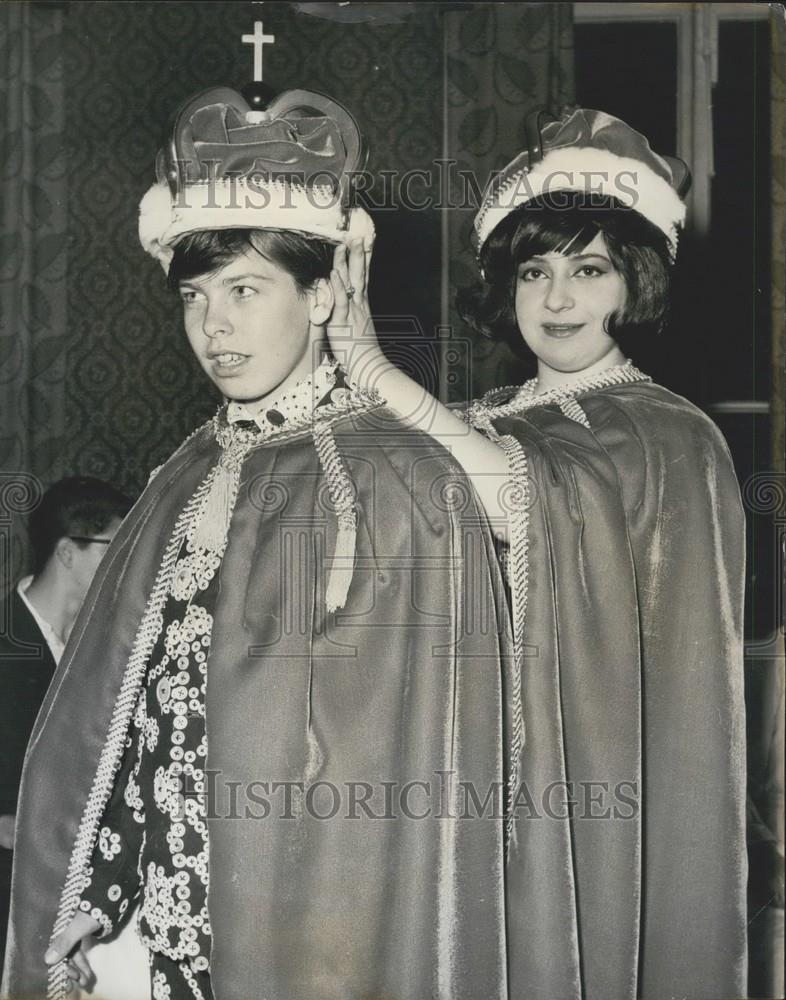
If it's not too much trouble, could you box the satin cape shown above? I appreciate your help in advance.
[495,381,748,1000]
[3,405,510,1000]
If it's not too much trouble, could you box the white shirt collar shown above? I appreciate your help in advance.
[17,576,65,665]
[226,357,350,437]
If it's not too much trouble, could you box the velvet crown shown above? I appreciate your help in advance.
[139,87,375,272]
[474,108,690,258]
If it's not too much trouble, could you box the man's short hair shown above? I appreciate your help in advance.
[457,192,673,360]
[29,477,132,575]
[167,228,335,295]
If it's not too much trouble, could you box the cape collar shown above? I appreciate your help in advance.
[465,361,651,425]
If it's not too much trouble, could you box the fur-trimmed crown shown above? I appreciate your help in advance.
[474,108,690,258]
[139,87,375,272]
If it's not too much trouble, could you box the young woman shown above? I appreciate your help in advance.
[329,108,748,999]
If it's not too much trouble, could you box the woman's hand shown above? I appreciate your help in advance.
[44,910,101,992]
[327,240,386,389]
[328,238,511,540]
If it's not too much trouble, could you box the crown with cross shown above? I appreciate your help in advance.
[139,22,374,272]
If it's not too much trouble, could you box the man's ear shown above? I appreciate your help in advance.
[54,537,74,569]
[308,277,334,326]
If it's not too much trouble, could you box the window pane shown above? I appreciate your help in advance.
[574,22,678,155]
[706,20,771,403]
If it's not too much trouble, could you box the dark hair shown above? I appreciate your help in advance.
[457,193,673,358]
[29,476,132,575]
[167,228,335,294]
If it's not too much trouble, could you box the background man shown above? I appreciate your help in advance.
[0,476,131,967]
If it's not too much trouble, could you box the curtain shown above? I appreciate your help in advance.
[442,2,574,402]
[0,1,67,581]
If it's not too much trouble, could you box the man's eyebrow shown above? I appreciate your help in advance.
[177,271,272,289]
[220,272,272,285]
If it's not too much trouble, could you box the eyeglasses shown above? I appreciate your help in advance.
[68,536,113,545]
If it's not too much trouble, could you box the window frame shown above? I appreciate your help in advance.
[574,2,774,417]
[574,2,770,235]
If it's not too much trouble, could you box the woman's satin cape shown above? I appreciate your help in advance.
[497,381,748,1000]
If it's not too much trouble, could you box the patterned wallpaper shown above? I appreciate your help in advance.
[0,2,68,580]
[444,3,574,400]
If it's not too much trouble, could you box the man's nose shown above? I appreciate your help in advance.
[202,300,232,338]
[544,275,574,312]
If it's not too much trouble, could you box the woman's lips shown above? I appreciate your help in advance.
[542,323,585,338]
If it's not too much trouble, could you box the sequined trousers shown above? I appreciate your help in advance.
[148,949,215,1000]
[78,534,221,971]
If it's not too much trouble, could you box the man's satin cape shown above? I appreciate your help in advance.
[3,405,511,1000]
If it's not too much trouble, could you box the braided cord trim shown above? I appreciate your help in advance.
[313,419,358,613]
[467,361,650,426]
[497,433,531,859]
[47,468,218,1000]
[313,421,356,519]
[559,398,591,428]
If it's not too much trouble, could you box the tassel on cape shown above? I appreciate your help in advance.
[191,462,235,553]
[191,428,257,555]
[326,510,358,613]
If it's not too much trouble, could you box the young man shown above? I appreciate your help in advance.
[3,89,510,1000]
[0,477,130,970]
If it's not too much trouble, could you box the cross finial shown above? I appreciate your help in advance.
[242,21,275,83]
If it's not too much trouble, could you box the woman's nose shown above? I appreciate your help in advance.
[544,275,574,312]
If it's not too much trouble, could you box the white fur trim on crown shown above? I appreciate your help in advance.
[138,178,376,272]
[475,146,686,253]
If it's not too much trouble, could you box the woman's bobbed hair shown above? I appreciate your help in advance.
[457,192,673,358]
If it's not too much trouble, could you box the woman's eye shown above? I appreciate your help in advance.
[233,285,257,299]
[179,290,199,305]
[520,267,545,281]
[575,265,604,277]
